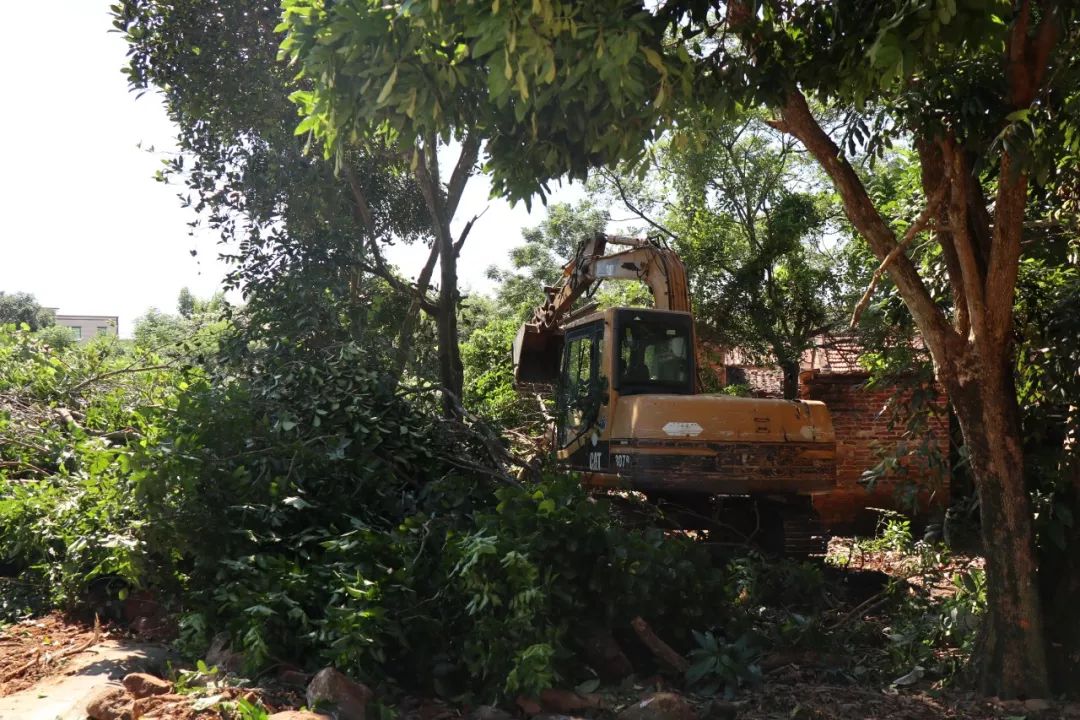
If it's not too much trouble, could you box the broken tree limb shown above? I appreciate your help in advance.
[631,616,689,674]
[849,185,946,328]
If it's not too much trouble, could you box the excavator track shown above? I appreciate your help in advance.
[778,506,830,558]
[600,490,830,558]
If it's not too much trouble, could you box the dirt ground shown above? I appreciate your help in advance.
[0,610,101,697]
[0,541,1073,720]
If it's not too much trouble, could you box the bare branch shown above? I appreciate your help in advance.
[453,207,489,258]
[446,134,480,220]
[850,184,946,328]
[602,169,680,241]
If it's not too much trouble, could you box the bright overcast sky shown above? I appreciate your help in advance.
[0,1,582,336]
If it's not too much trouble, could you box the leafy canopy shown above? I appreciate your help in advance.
[279,1,1078,202]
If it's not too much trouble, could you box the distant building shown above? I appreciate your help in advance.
[54,314,119,342]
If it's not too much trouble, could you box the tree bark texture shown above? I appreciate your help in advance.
[943,355,1049,697]
[773,86,1051,698]
[735,0,1064,696]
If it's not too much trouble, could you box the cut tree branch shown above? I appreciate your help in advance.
[68,364,172,395]
[768,89,959,362]
[630,616,690,674]
[850,184,945,328]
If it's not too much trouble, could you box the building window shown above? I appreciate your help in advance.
[97,326,109,336]
[69,326,82,339]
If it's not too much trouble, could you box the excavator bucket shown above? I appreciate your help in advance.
[513,323,563,386]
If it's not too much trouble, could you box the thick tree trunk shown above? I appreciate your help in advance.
[413,137,476,417]
[770,86,1057,697]
[943,352,1050,698]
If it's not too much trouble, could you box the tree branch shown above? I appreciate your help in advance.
[772,89,958,361]
[453,207,489,258]
[603,169,680,241]
[68,364,172,394]
[850,184,945,328]
[363,241,439,314]
[984,0,1060,350]
[942,137,991,347]
[446,134,480,221]
[916,138,970,337]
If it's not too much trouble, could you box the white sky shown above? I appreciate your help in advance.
[0,1,582,336]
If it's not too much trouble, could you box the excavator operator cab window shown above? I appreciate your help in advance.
[557,321,604,447]
[616,311,694,396]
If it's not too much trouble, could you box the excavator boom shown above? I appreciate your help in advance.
[513,233,690,385]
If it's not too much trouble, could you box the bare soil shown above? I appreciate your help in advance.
[2,543,1073,720]
[0,611,100,697]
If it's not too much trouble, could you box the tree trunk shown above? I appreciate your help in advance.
[413,139,472,417]
[943,351,1050,698]
[779,359,799,401]
[770,86,1056,697]
[436,233,464,416]
[391,241,440,382]
[1039,463,1080,690]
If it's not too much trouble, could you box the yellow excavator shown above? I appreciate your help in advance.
[513,234,837,554]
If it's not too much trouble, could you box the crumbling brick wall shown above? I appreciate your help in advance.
[800,370,951,533]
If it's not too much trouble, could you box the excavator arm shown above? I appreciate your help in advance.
[513,233,691,385]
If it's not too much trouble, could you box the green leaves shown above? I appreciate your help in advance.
[377,65,399,105]
[279,0,692,201]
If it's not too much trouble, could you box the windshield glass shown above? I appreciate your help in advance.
[617,313,692,393]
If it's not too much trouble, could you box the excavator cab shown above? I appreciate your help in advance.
[555,308,694,448]
[615,310,695,395]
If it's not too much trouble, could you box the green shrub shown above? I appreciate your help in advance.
[0,325,730,700]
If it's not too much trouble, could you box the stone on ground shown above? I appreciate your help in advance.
[121,672,172,698]
[467,705,515,720]
[306,667,373,720]
[85,685,132,720]
[268,712,333,720]
[617,693,699,720]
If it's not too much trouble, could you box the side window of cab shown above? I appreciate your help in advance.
[557,322,604,447]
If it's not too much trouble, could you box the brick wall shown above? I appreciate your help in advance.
[800,370,951,532]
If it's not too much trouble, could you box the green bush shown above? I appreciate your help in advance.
[0,324,730,700]
[0,327,178,616]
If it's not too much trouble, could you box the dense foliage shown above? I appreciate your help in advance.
[0,323,730,699]
[0,292,55,331]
